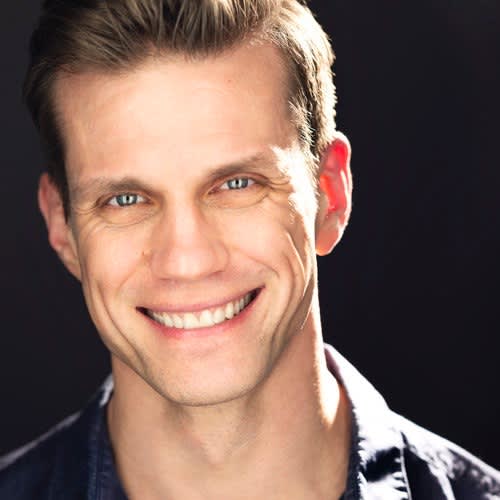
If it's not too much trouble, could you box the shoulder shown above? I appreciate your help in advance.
[0,411,82,499]
[0,377,113,500]
[394,412,500,500]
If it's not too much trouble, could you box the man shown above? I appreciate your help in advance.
[0,0,498,498]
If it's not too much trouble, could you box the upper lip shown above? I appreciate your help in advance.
[139,287,261,315]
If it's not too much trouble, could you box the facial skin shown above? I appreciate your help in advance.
[39,42,351,409]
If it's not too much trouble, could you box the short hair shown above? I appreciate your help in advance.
[24,0,336,217]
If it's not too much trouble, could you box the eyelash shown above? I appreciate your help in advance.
[104,177,257,208]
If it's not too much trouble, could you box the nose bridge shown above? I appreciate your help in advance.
[149,198,228,280]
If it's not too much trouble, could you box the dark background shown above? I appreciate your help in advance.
[1,1,499,469]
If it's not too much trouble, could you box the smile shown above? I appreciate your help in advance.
[145,290,258,330]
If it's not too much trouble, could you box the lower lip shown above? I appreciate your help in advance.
[141,289,262,339]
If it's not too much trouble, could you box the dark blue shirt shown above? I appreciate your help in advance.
[1,345,499,499]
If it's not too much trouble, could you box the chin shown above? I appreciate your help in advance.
[140,355,271,408]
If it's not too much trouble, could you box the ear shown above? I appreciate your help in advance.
[38,173,82,280]
[315,133,353,256]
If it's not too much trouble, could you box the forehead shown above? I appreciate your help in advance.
[52,42,297,184]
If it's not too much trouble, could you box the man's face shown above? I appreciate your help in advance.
[49,42,332,405]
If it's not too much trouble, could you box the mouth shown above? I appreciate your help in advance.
[140,289,260,331]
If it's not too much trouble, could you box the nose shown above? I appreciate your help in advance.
[148,201,229,281]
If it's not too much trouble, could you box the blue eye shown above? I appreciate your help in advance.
[221,178,255,190]
[108,193,145,207]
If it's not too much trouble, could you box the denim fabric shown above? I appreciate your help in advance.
[1,345,499,499]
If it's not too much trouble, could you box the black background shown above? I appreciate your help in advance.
[1,1,499,469]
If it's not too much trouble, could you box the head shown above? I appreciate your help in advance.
[31,0,352,405]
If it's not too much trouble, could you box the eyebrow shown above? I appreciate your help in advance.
[70,152,276,204]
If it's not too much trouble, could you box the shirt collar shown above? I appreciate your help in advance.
[325,344,412,499]
[92,376,128,500]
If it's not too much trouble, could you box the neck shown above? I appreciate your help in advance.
[107,306,351,500]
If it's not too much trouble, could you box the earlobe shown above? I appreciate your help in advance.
[315,133,353,256]
[38,173,82,280]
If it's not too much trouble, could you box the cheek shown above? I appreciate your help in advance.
[76,222,149,298]
[220,195,314,281]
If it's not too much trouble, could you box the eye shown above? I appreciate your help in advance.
[220,177,255,190]
[107,193,146,207]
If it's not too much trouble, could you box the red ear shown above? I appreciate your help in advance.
[315,135,352,256]
[318,139,351,215]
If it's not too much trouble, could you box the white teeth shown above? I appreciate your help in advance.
[183,313,199,329]
[172,314,183,329]
[148,291,255,330]
[199,310,215,328]
[213,307,225,324]
[225,302,234,319]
